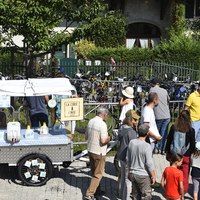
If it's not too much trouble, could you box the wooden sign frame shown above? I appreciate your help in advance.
[60,98,83,121]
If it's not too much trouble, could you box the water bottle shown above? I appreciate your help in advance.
[25,125,34,139]
[7,121,21,143]
[40,122,49,135]
[53,119,61,132]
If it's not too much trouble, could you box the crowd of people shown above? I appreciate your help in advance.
[22,73,200,200]
[84,77,200,200]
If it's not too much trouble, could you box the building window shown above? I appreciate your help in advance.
[185,0,200,18]
[125,23,161,49]
[196,0,200,17]
[56,45,65,52]
[57,45,62,52]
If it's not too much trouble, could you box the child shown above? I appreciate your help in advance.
[191,142,200,200]
[119,87,134,122]
[161,153,184,200]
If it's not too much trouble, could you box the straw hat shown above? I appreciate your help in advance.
[122,87,134,98]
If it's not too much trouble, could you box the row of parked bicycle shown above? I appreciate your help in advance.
[68,70,198,108]
[0,67,198,109]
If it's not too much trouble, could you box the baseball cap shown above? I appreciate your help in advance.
[151,77,161,85]
[125,109,140,119]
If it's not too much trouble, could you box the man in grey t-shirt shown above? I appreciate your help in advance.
[127,124,156,200]
[149,78,170,154]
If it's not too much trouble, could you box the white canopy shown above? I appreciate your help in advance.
[0,78,76,96]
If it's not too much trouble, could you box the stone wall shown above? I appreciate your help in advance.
[107,0,174,38]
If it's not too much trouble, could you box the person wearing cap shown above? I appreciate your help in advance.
[117,109,140,200]
[191,142,200,200]
[119,87,134,122]
[185,82,200,143]
[149,77,170,154]
[127,124,156,200]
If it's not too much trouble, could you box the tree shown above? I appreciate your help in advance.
[83,11,127,48]
[169,0,186,36]
[0,0,107,76]
[73,39,96,60]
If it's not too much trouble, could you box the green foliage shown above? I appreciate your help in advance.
[79,35,200,70]
[169,0,186,36]
[73,39,96,60]
[83,11,127,48]
[86,46,155,62]
[185,18,200,41]
[0,0,106,57]
[155,34,200,69]
[0,50,23,63]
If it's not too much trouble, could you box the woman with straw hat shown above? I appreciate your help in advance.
[119,87,134,122]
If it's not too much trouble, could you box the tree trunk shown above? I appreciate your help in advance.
[51,51,55,78]
[46,54,49,72]
[10,51,15,80]
[51,51,56,126]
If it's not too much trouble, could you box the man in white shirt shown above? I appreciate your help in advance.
[141,92,162,151]
[85,106,111,200]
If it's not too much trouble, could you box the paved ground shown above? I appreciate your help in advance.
[0,154,196,200]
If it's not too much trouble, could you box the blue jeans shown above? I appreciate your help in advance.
[191,120,200,142]
[155,118,170,151]
[30,113,49,127]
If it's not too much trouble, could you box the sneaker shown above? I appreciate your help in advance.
[84,195,95,199]
[151,182,160,188]
[94,191,105,196]
[153,149,158,154]
[161,151,165,155]
[158,149,161,154]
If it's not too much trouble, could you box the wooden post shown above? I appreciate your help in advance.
[23,40,28,78]
[46,54,49,72]
[51,51,55,78]
[10,51,15,112]
[51,51,56,126]
[10,51,15,80]
[35,52,38,74]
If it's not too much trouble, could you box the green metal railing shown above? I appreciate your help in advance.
[0,61,198,81]
[77,62,198,82]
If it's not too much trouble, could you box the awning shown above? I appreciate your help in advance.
[0,78,75,96]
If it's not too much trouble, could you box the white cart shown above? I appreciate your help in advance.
[0,78,76,186]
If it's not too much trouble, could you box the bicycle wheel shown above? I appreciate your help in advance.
[18,154,52,186]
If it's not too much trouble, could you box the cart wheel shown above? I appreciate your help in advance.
[18,154,52,186]
[114,153,120,173]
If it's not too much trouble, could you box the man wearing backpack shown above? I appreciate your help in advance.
[185,82,200,142]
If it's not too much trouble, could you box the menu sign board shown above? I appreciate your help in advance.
[61,98,83,121]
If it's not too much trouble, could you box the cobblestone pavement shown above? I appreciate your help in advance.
[0,154,195,200]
